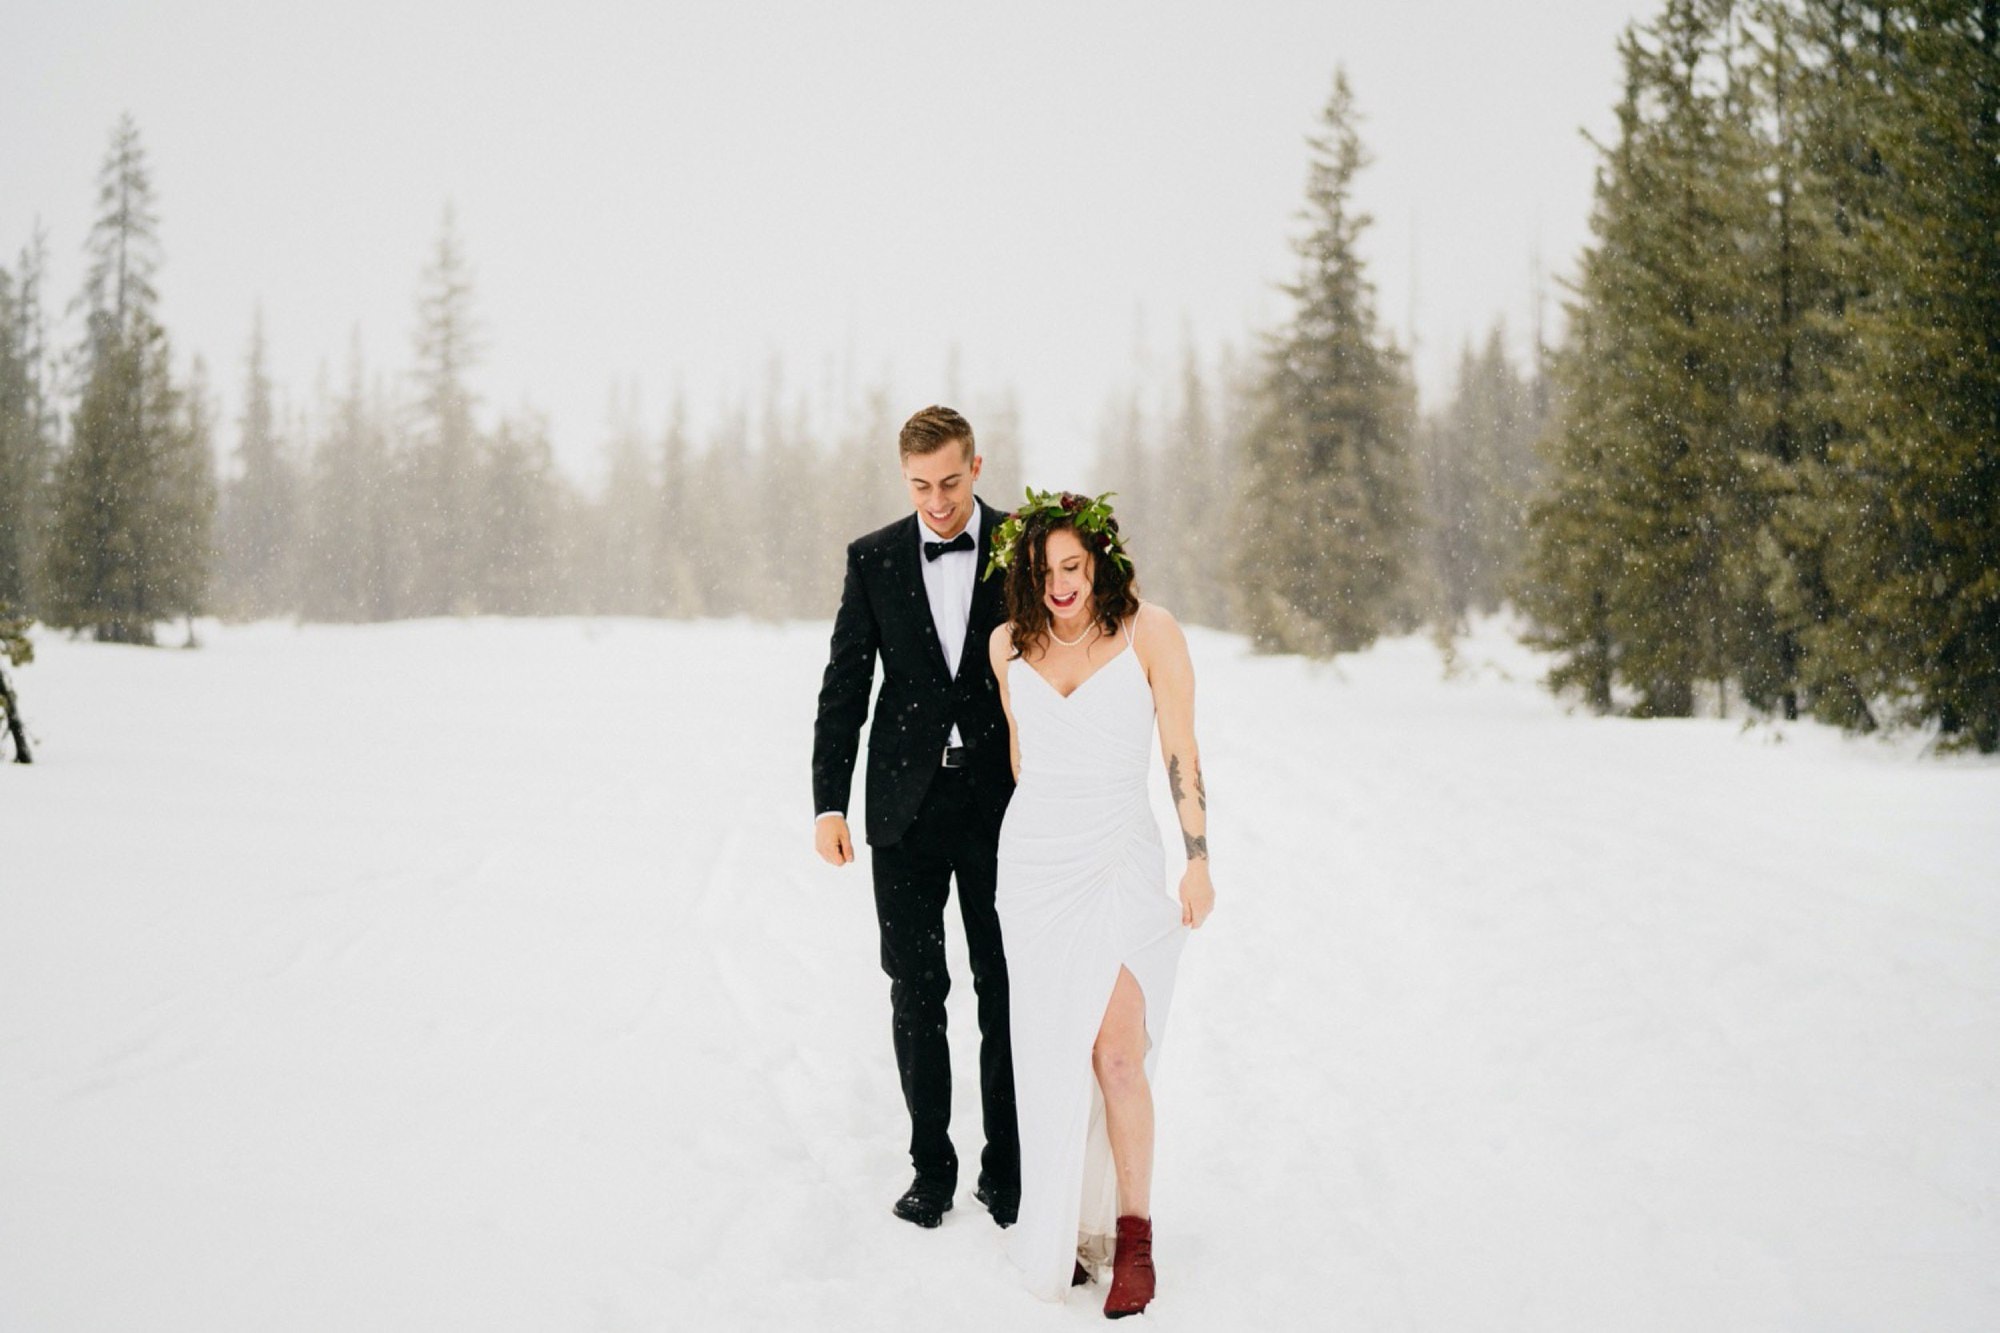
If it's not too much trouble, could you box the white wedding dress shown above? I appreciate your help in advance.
[996,611,1189,1301]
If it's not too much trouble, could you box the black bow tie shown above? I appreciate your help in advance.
[924,531,975,562]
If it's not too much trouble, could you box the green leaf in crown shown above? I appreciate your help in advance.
[982,487,1132,581]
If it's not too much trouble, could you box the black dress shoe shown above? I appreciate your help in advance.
[892,1177,954,1228]
[973,1180,1019,1228]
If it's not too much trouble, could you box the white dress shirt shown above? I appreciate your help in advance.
[919,499,982,748]
[816,500,983,825]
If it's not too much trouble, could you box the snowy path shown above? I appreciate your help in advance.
[3,616,1996,1331]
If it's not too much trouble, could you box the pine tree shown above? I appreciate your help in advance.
[0,268,36,612]
[1520,55,1647,713]
[77,113,161,334]
[40,115,212,645]
[1206,340,1260,635]
[217,305,298,620]
[974,386,1025,517]
[689,397,753,618]
[44,314,203,642]
[1421,339,1485,625]
[652,390,702,617]
[1094,388,1153,586]
[44,115,174,643]
[478,404,560,615]
[1813,0,2000,750]
[406,201,483,616]
[1424,323,1544,630]
[301,331,395,621]
[44,315,148,640]
[0,230,55,614]
[1234,66,1418,655]
[751,365,820,619]
[1521,7,1772,716]
[1717,0,1864,723]
[1162,340,1228,628]
[596,376,657,614]
[154,350,219,643]
[1477,325,1544,613]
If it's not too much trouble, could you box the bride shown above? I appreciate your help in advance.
[982,489,1215,1318]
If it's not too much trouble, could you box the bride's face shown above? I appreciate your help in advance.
[1041,527,1094,622]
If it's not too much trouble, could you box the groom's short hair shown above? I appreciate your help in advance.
[899,405,975,464]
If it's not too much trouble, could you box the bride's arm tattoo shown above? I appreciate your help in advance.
[1152,617,1206,870]
[1169,753,1207,861]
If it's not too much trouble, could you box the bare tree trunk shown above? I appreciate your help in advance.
[0,665,31,764]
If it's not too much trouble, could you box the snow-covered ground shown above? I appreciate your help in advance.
[2,614,1996,1331]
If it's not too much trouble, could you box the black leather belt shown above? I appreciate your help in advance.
[941,745,968,769]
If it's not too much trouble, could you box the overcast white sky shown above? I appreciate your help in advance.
[3,0,1651,489]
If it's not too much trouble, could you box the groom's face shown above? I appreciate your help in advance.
[903,439,981,539]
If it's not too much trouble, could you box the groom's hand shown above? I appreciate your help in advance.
[815,814,856,866]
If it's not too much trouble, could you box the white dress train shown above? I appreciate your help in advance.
[996,610,1188,1300]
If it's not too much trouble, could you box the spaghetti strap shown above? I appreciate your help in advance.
[1122,606,1137,648]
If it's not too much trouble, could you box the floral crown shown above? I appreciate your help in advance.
[982,488,1133,581]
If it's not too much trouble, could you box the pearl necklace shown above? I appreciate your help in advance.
[1049,618,1096,648]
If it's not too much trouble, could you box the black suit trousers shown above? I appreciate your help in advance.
[869,764,1020,1192]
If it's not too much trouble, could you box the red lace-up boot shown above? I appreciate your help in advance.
[1102,1215,1154,1318]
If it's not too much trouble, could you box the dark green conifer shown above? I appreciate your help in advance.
[1803,0,2000,749]
[1234,67,1418,655]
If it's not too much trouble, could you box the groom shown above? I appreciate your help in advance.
[812,404,1020,1230]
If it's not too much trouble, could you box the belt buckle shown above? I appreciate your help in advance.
[942,744,966,769]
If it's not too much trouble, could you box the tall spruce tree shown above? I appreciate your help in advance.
[406,201,482,616]
[652,390,702,617]
[44,114,209,644]
[157,351,219,644]
[301,331,394,621]
[690,397,753,617]
[1807,0,2000,749]
[1419,324,1538,626]
[596,377,657,614]
[1733,0,1860,722]
[1094,388,1153,582]
[1521,7,1770,715]
[1521,54,1648,713]
[0,231,55,614]
[0,267,26,608]
[1162,340,1229,628]
[217,305,298,619]
[966,385,1026,527]
[1233,66,1417,655]
[1747,0,1894,731]
[478,404,560,616]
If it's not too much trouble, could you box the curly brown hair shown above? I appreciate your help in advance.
[1003,504,1141,660]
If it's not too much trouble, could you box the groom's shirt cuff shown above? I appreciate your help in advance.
[815,811,844,823]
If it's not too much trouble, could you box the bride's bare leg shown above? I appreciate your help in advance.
[1092,964,1153,1217]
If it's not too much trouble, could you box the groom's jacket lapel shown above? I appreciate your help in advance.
[964,495,1005,674]
[892,512,954,685]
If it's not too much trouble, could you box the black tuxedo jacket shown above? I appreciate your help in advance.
[813,496,1016,848]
